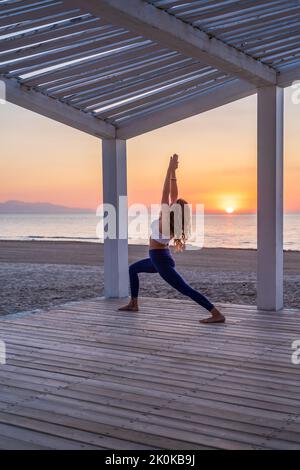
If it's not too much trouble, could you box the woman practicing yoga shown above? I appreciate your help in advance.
[119,154,225,324]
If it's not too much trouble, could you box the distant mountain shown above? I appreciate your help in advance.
[0,200,93,214]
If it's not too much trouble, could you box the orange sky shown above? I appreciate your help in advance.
[0,87,299,214]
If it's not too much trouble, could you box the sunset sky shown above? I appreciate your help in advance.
[0,87,299,214]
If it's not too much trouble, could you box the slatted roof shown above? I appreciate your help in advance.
[1,0,299,139]
[148,0,300,72]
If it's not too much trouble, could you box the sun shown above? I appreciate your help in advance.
[225,207,234,214]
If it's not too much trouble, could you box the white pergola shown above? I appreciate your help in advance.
[1,0,300,310]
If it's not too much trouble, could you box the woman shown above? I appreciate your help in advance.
[119,154,225,324]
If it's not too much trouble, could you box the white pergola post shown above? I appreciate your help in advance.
[257,86,284,311]
[102,139,129,298]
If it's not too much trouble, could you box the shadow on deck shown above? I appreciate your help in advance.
[0,297,300,450]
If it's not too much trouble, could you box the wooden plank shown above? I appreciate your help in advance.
[0,406,202,450]
[0,8,87,40]
[0,18,100,55]
[1,34,143,74]
[0,3,80,30]
[63,59,204,104]
[70,63,215,106]
[0,433,49,450]
[0,17,101,52]
[49,55,192,98]
[13,394,267,449]
[0,420,102,450]
[0,297,299,450]
[0,24,119,58]
[93,73,231,117]
[20,42,162,84]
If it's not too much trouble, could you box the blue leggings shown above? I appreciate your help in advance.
[129,248,214,312]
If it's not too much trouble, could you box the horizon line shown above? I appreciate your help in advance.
[1,200,300,216]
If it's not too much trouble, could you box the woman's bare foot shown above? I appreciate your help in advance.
[200,307,225,324]
[118,298,139,312]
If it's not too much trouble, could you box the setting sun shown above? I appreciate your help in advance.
[226,207,235,214]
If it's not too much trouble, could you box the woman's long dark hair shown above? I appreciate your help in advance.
[170,198,191,252]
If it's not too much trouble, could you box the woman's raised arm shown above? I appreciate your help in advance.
[161,157,172,205]
[170,154,178,205]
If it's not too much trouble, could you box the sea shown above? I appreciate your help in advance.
[0,213,299,251]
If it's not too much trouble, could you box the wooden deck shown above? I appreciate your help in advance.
[0,297,300,450]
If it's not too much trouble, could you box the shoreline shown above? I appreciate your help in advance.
[0,240,299,315]
[0,238,299,252]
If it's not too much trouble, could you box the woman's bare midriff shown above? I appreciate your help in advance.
[149,237,170,250]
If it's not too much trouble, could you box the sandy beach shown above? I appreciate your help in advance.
[0,240,299,315]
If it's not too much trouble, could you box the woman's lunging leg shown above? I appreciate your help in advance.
[158,265,214,312]
[129,258,157,298]
[149,250,224,322]
[118,258,157,311]
[156,264,225,323]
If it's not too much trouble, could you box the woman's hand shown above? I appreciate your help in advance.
[173,154,179,170]
[169,154,179,171]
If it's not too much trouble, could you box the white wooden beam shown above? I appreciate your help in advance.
[278,66,300,87]
[117,79,256,139]
[257,86,284,311]
[65,0,277,87]
[102,139,129,298]
[2,76,116,139]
